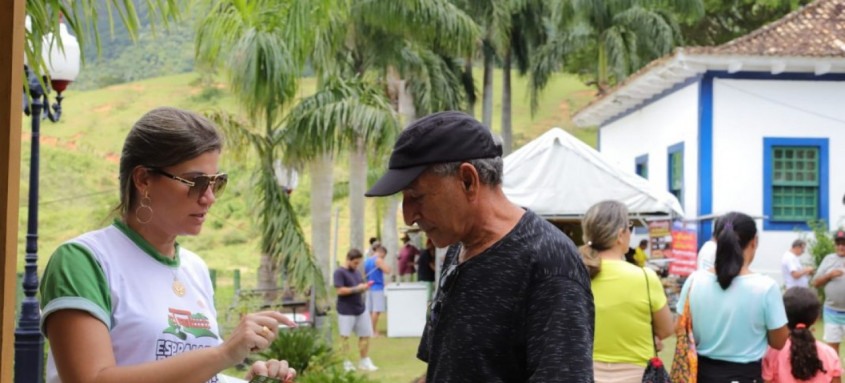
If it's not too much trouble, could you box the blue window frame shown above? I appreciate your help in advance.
[667,142,684,205]
[635,154,649,179]
[763,137,829,231]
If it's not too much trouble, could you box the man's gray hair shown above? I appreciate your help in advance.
[429,157,504,186]
[792,239,806,248]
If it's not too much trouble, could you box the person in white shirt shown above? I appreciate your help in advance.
[782,239,814,289]
[39,108,296,383]
[697,217,724,271]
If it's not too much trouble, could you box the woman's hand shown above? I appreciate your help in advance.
[245,360,296,383]
[219,311,297,366]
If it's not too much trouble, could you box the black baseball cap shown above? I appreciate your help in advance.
[835,230,845,242]
[365,111,502,197]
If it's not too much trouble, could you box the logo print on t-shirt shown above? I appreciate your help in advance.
[162,308,218,340]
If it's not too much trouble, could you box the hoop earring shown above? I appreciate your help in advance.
[136,190,153,224]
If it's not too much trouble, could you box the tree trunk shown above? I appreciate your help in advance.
[381,195,400,282]
[349,137,367,252]
[482,50,494,130]
[309,152,334,288]
[597,40,609,95]
[382,66,416,280]
[501,48,513,155]
[464,56,475,117]
[257,252,278,291]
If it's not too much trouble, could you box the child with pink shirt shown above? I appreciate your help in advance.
[763,287,842,383]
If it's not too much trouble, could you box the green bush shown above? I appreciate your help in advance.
[260,328,333,374]
[297,370,379,383]
[807,220,836,267]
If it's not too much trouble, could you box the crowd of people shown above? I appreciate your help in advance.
[38,107,845,383]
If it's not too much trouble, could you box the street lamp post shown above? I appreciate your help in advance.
[15,20,79,383]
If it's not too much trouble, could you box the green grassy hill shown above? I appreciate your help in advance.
[18,70,596,286]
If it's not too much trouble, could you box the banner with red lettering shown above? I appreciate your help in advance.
[668,221,698,276]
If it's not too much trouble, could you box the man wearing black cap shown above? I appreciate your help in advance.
[366,111,594,382]
[812,229,845,355]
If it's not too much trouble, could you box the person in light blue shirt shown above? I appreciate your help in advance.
[676,212,788,383]
[364,244,391,337]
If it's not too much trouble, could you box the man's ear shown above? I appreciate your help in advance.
[457,163,478,194]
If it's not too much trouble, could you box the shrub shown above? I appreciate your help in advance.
[807,220,836,267]
[297,370,379,383]
[260,328,333,374]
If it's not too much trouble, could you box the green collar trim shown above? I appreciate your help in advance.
[112,219,180,267]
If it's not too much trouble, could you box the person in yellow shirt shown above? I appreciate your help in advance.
[634,239,649,267]
[579,201,674,382]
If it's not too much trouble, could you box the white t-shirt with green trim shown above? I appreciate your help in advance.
[40,221,222,383]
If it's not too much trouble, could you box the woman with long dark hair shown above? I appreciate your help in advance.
[763,287,841,382]
[676,212,789,382]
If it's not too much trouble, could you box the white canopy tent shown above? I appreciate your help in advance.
[503,128,685,221]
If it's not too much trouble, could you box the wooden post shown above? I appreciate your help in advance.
[0,0,26,381]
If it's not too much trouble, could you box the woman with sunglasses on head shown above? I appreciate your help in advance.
[677,212,789,382]
[39,107,296,383]
[579,200,674,382]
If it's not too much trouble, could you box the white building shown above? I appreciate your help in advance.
[573,0,845,279]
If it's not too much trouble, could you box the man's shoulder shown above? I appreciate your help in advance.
[517,211,576,246]
[821,253,842,264]
[510,212,588,283]
[781,251,797,264]
[333,268,348,278]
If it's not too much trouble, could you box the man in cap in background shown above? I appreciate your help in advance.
[812,229,845,355]
[365,111,594,382]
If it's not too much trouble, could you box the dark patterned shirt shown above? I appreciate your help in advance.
[334,267,365,316]
[417,210,594,382]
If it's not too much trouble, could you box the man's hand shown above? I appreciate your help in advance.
[357,282,370,292]
[804,266,816,275]
[828,269,844,279]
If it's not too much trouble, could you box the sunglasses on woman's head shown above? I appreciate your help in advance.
[148,168,228,199]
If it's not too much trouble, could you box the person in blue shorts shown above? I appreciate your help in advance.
[364,244,391,337]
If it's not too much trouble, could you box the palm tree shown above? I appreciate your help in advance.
[571,0,703,94]
[452,0,551,154]
[309,0,479,269]
[451,0,516,130]
[282,75,400,287]
[500,0,549,154]
[195,0,332,294]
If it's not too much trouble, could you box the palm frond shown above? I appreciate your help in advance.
[311,5,353,75]
[282,76,400,165]
[603,26,629,81]
[401,45,466,115]
[204,110,265,164]
[354,0,482,56]
[227,29,299,122]
[256,166,326,299]
[528,17,581,114]
[615,6,675,58]
[25,0,179,77]
[196,0,334,124]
